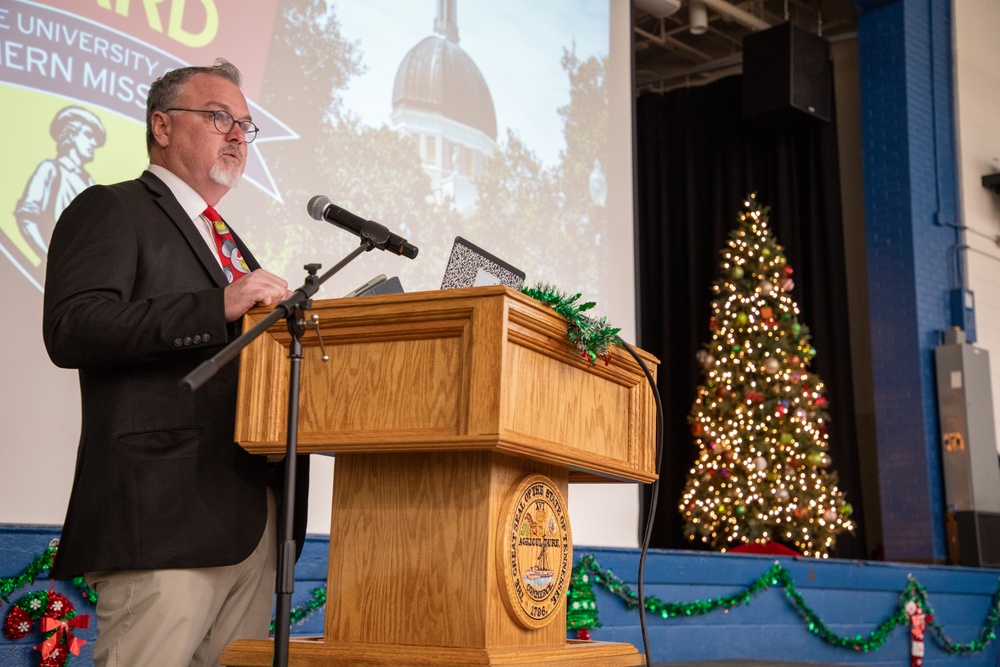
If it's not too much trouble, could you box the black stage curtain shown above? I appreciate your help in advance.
[635,75,867,560]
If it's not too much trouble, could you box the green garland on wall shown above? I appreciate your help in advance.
[5,546,998,657]
[0,542,94,607]
[571,553,1000,655]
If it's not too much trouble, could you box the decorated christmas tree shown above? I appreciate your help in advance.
[679,195,854,558]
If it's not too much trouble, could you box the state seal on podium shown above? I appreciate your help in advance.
[496,474,573,629]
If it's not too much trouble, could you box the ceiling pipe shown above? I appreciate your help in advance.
[697,0,771,32]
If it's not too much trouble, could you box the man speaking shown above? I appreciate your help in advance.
[43,58,308,667]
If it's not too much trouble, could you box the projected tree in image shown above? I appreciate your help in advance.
[468,50,609,298]
[679,196,854,558]
[234,0,611,297]
[245,0,464,286]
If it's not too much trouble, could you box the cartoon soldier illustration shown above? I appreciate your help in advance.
[15,106,106,257]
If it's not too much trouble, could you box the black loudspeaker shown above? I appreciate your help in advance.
[952,511,1000,567]
[742,22,832,123]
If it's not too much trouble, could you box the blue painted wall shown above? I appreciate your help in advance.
[3,528,999,666]
[856,0,961,561]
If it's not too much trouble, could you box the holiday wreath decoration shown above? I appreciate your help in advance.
[3,587,89,667]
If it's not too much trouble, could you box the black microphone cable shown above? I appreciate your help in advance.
[614,336,664,667]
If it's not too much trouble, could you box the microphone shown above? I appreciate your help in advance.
[307,195,418,259]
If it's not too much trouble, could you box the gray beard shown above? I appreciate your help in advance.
[210,162,241,189]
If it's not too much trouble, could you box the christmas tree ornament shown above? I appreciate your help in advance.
[763,357,780,374]
[760,280,775,296]
[782,278,795,292]
[753,457,768,472]
[731,266,745,280]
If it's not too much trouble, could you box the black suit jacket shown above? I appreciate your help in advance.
[44,171,307,578]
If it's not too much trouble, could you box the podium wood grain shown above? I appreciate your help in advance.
[223,287,657,666]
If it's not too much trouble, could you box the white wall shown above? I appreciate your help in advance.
[953,0,1000,456]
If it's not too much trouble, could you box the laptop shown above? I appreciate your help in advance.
[440,236,526,291]
[344,274,404,297]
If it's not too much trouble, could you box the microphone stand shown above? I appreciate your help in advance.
[182,241,373,667]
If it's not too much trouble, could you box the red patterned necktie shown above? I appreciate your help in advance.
[203,206,249,283]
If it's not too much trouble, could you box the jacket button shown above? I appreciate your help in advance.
[173,338,183,347]
[183,336,192,346]
[193,335,202,344]
[203,333,211,343]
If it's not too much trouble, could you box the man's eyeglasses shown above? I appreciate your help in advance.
[165,108,259,143]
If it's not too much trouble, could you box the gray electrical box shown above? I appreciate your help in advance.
[934,329,1000,513]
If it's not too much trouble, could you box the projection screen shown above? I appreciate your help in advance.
[0,0,638,546]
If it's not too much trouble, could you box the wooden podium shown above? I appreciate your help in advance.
[221,286,658,667]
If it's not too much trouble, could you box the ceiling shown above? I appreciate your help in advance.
[632,0,859,94]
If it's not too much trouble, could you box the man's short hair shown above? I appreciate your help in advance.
[145,58,243,155]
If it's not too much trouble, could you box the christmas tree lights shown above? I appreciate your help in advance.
[679,195,853,557]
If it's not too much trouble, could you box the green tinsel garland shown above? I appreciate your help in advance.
[0,541,97,607]
[572,553,1000,655]
[0,543,57,603]
[9,544,996,655]
[521,284,621,364]
[270,587,326,633]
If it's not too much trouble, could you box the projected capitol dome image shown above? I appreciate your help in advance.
[391,0,498,216]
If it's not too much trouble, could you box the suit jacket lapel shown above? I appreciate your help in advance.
[139,171,230,288]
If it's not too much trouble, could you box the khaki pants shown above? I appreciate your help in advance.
[86,490,277,667]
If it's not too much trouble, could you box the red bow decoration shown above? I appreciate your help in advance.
[35,614,89,660]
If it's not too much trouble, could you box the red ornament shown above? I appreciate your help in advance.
[709,316,718,331]
[39,648,68,667]
[815,397,827,406]
[43,594,72,620]
[4,605,32,640]
[576,628,592,641]
[783,265,794,278]
[760,306,774,320]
